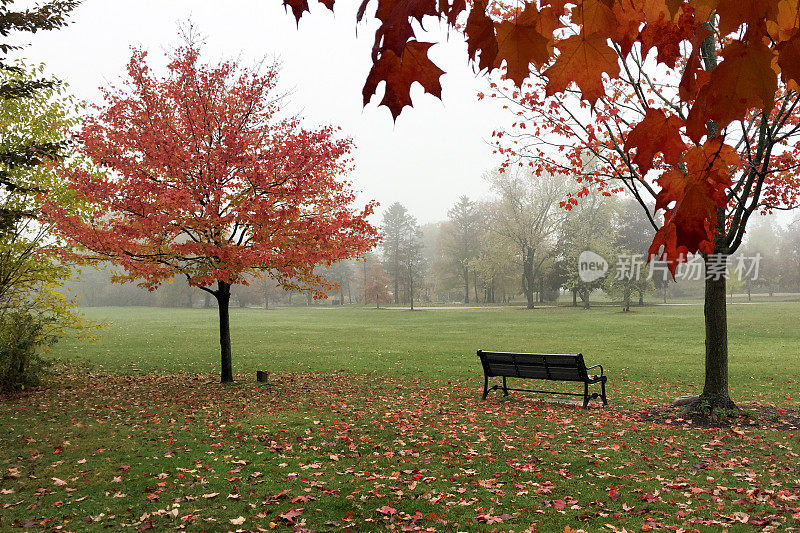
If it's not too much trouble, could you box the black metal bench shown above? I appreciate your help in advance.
[477,350,607,408]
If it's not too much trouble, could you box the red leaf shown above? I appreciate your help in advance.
[573,0,617,38]
[283,0,310,23]
[778,32,800,88]
[624,108,686,175]
[493,3,551,86]
[639,4,697,69]
[278,508,304,523]
[476,513,505,524]
[372,0,438,57]
[715,0,780,37]
[686,40,777,142]
[283,0,334,22]
[443,0,466,25]
[363,41,444,119]
[544,33,620,105]
[465,0,498,71]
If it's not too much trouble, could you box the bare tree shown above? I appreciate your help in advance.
[400,217,427,310]
[486,170,567,309]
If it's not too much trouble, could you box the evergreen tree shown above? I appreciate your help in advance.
[381,202,411,304]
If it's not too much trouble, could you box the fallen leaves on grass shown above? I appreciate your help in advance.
[1,371,799,531]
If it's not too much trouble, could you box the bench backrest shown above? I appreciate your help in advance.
[477,350,588,382]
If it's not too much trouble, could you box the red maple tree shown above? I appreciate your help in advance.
[282,0,800,409]
[488,45,800,408]
[47,42,379,382]
[282,2,800,263]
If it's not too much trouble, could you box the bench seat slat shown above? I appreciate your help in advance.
[487,363,519,377]
[516,367,549,380]
[547,369,584,381]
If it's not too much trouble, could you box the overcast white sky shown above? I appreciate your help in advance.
[14,0,508,225]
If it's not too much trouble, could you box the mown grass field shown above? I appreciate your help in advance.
[51,303,800,403]
[1,303,800,531]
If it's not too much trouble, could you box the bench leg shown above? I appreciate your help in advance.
[482,375,489,400]
[601,381,608,406]
[583,382,590,409]
[502,376,509,396]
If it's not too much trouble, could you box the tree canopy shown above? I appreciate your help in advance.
[47,42,380,381]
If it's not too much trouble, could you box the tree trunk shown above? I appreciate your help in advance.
[473,271,479,303]
[638,290,644,306]
[700,258,736,409]
[409,276,414,311]
[522,247,535,309]
[463,267,470,303]
[572,289,577,307]
[394,261,399,304]
[216,281,234,384]
[362,262,368,304]
[686,18,733,411]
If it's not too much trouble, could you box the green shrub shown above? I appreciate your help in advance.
[0,310,55,393]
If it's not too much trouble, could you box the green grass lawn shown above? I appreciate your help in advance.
[1,304,799,531]
[52,303,800,403]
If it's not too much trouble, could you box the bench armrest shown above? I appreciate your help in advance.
[586,364,604,376]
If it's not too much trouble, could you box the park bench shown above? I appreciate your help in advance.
[477,350,608,408]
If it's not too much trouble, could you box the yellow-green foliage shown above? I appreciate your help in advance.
[0,62,95,349]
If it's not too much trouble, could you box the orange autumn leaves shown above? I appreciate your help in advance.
[283,0,800,272]
[686,41,778,143]
[622,109,740,272]
[652,138,740,270]
[282,0,800,129]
